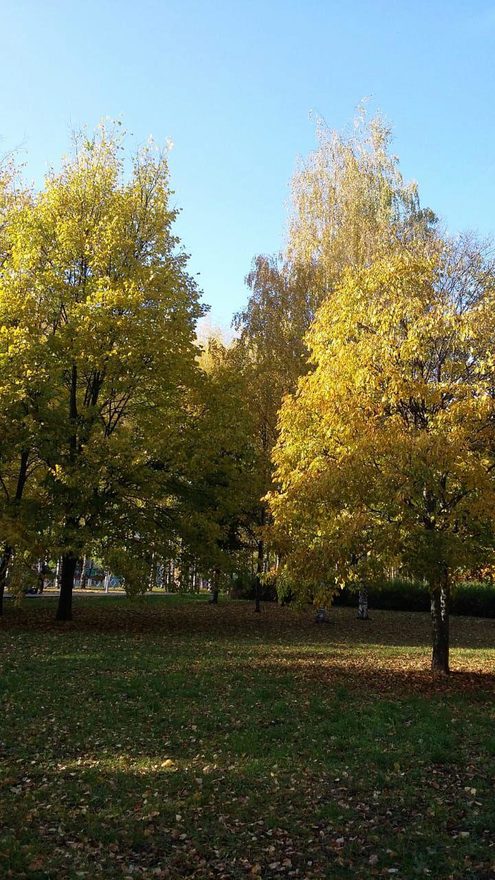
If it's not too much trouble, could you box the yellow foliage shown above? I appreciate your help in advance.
[270,241,495,593]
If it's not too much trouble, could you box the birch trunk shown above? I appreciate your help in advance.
[357,586,369,619]
[431,571,450,676]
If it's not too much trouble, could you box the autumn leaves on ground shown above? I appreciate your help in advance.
[2,595,495,880]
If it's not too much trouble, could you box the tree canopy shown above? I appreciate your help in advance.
[2,110,494,677]
[269,241,495,674]
[0,126,205,617]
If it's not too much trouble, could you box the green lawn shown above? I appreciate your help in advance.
[1,596,495,879]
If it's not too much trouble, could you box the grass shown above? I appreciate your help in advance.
[1,595,495,879]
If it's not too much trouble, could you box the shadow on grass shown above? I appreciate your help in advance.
[2,597,495,650]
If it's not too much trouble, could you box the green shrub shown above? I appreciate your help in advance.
[229,570,278,602]
[452,581,495,618]
[333,578,495,617]
[333,578,429,612]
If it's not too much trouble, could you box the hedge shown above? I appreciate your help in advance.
[333,578,495,618]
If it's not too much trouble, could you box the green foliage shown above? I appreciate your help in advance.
[184,337,263,580]
[452,581,495,618]
[334,578,429,613]
[6,551,40,605]
[334,578,495,617]
[103,545,149,599]
[228,568,258,599]
[230,568,277,601]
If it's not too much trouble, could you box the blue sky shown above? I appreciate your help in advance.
[2,0,495,326]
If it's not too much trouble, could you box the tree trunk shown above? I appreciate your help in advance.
[148,554,157,592]
[431,571,450,676]
[0,451,29,615]
[55,365,80,622]
[209,568,220,605]
[163,560,172,590]
[254,503,267,613]
[255,537,263,613]
[180,560,190,592]
[357,586,369,619]
[56,554,77,621]
[36,558,45,594]
[0,544,13,616]
[80,556,87,589]
[55,557,62,590]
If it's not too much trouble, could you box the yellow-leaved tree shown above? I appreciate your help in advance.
[270,241,495,676]
[0,125,204,619]
[235,110,437,609]
[178,336,262,602]
[288,107,437,287]
[0,156,47,614]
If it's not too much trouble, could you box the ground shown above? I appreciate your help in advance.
[1,595,495,879]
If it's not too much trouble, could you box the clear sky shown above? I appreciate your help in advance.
[2,0,495,326]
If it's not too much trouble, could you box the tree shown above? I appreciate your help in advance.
[235,110,436,607]
[179,336,262,601]
[0,413,48,614]
[270,243,495,676]
[233,257,317,607]
[0,157,50,613]
[288,106,436,287]
[0,125,204,619]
